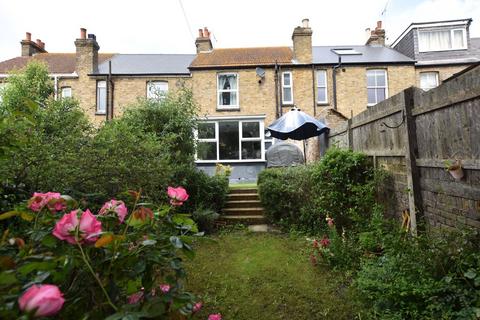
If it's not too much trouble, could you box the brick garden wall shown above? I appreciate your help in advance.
[328,65,480,230]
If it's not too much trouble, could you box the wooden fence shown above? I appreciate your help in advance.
[328,65,480,232]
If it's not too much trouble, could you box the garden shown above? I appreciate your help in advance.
[0,62,479,319]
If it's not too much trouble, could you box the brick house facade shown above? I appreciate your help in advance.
[1,19,479,182]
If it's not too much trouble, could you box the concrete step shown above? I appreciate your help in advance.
[225,200,262,209]
[221,215,267,225]
[223,207,265,216]
[228,188,258,194]
[227,193,259,201]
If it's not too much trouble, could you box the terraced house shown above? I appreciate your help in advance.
[0,19,478,182]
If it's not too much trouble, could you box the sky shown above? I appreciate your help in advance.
[0,0,479,61]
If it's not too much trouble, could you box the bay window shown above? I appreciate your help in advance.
[217,73,238,108]
[196,119,264,162]
[418,28,467,52]
[367,69,388,106]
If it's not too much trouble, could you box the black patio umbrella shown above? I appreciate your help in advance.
[267,107,329,140]
[266,107,329,162]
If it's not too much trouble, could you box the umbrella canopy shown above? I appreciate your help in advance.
[267,107,329,140]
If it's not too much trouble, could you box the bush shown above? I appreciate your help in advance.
[257,148,376,233]
[0,188,202,319]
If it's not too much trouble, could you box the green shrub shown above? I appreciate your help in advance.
[356,229,480,319]
[257,148,376,233]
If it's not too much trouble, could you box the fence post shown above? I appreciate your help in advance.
[347,118,353,150]
[403,87,423,235]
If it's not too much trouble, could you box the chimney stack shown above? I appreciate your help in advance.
[195,27,213,53]
[365,21,385,46]
[74,27,100,75]
[292,18,313,64]
[20,32,47,56]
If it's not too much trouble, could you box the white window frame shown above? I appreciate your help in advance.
[418,28,467,52]
[366,69,388,107]
[281,71,293,105]
[61,86,72,98]
[419,72,439,91]
[217,73,239,109]
[146,81,168,101]
[195,118,265,163]
[316,70,328,104]
[96,80,107,114]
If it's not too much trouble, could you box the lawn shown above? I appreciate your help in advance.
[184,231,363,320]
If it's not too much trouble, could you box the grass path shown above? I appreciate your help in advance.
[184,231,363,320]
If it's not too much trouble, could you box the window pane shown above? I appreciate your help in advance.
[419,30,451,51]
[283,88,292,102]
[317,88,326,102]
[420,72,438,90]
[241,141,261,160]
[147,82,168,100]
[218,74,237,90]
[219,91,237,106]
[61,87,72,98]
[376,71,386,87]
[453,30,464,48]
[197,142,216,160]
[376,88,386,102]
[198,123,215,139]
[367,88,376,104]
[317,71,326,86]
[265,141,272,151]
[242,122,260,138]
[97,81,106,113]
[283,73,291,86]
[367,72,376,87]
[219,121,239,160]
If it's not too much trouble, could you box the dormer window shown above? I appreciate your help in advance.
[418,28,467,52]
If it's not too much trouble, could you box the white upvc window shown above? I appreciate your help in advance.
[96,80,107,114]
[282,71,293,105]
[61,87,72,98]
[147,81,168,101]
[418,28,467,52]
[217,73,239,108]
[420,72,439,91]
[316,70,328,104]
[366,69,388,106]
[196,119,265,162]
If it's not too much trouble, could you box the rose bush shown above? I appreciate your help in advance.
[0,187,221,319]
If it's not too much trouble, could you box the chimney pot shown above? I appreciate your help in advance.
[203,27,210,38]
[376,21,382,29]
[80,28,87,39]
[302,18,310,28]
[26,32,31,41]
[198,28,203,37]
[36,39,42,46]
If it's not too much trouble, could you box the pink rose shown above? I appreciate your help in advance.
[99,199,128,223]
[193,302,202,313]
[208,314,222,320]
[167,186,189,206]
[326,217,334,228]
[159,284,171,293]
[312,239,319,248]
[18,284,65,317]
[28,192,63,212]
[53,210,102,245]
[320,235,330,248]
[127,291,144,304]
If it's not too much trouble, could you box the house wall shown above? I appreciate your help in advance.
[58,75,191,123]
[415,65,470,87]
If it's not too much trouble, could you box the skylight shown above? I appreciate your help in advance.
[331,48,362,55]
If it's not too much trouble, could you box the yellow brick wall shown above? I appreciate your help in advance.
[58,76,191,123]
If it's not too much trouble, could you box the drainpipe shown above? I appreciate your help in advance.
[311,64,316,116]
[107,61,114,120]
[332,56,342,111]
[278,65,283,116]
[274,60,279,119]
